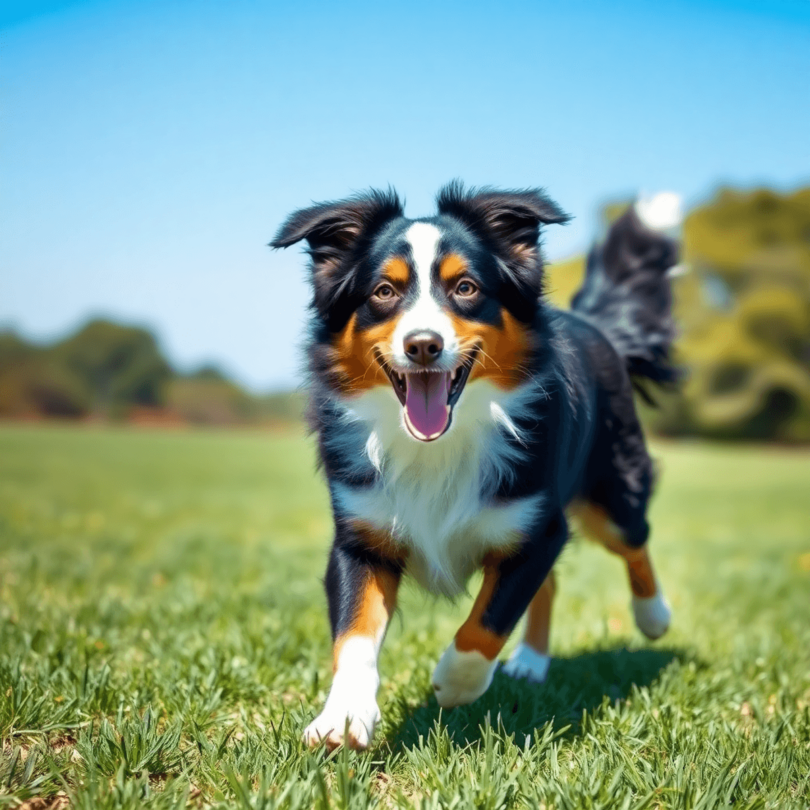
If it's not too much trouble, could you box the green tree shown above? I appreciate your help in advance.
[49,319,173,417]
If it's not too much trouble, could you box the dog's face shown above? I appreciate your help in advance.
[272,183,568,442]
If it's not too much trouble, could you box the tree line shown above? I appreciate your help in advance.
[0,319,302,426]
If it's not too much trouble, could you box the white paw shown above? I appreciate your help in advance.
[303,679,380,750]
[303,640,381,751]
[502,643,551,683]
[431,642,498,708]
[632,591,671,640]
[303,704,379,750]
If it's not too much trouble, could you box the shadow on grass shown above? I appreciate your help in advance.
[388,645,689,751]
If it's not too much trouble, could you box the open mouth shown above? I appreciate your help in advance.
[375,347,480,442]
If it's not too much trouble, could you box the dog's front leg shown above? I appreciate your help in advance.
[304,537,401,750]
[432,513,568,708]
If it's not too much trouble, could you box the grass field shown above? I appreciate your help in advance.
[1,425,809,809]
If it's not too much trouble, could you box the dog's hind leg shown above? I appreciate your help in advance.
[501,570,555,683]
[571,501,671,639]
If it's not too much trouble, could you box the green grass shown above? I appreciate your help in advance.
[1,425,809,809]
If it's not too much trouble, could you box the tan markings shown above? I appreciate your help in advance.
[523,570,556,654]
[625,549,658,598]
[439,253,468,284]
[568,500,625,554]
[333,567,399,672]
[511,243,538,265]
[455,554,508,660]
[350,520,408,565]
[328,257,408,395]
[331,313,401,395]
[450,308,533,390]
[569,501,658,598]
[383,257,410,285]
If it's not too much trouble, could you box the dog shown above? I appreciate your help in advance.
[271,183,680,750]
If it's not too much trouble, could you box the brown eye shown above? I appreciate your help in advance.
[373,283,396,301]
[455,279,478,297]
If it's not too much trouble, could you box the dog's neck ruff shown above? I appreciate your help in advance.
[331,377,544,595]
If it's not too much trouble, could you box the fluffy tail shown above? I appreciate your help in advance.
[571,193,683,402]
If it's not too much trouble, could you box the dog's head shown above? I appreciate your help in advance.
[271,182,568,442]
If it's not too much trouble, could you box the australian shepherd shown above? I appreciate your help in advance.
[271,183,681,749]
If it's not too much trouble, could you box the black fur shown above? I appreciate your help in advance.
[325,516,403,640]
[271,189,405,330]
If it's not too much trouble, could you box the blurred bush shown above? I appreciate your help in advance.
[165,367,305,426]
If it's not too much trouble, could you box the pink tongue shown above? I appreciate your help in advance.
[404,372,452,440]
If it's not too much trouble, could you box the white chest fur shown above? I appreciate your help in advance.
[332,380,543,595]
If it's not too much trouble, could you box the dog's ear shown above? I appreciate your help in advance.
[436,182,569,316]
[437,181,569,263]
[271,189,404,318]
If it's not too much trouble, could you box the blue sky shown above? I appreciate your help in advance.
[2,0,808,390]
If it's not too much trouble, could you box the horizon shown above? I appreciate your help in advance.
[2,0,809,390]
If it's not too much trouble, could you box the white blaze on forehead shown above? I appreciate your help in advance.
[406,221,442,289]
[392,222,459,364]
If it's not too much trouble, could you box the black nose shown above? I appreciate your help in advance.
[404,330,444,366]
